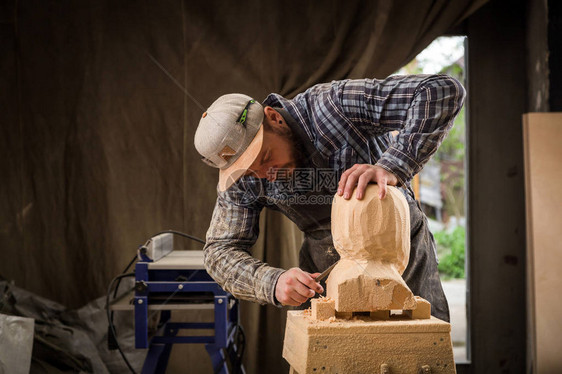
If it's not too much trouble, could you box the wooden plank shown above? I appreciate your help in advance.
[523,113,562,373]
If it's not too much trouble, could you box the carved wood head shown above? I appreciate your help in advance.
[331,184,410,274]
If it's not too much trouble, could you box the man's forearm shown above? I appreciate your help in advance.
[203,187,286,305]
[204,239,285,305]
[376,75,466,184]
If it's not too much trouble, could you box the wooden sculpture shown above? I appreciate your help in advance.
[282,185,456,373]
[326,184,417,312]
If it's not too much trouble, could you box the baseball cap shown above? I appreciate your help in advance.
[194,94,264,191]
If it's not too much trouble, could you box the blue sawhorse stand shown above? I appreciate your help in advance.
[133,250,245,374]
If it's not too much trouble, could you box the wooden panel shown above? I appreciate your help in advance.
[523,113,562,373]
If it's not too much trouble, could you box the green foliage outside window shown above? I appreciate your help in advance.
[435,226,466,279]
[399,36,468,280]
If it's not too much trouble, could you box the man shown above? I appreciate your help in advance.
[194,74,465,321]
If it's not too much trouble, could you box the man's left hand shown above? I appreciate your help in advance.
[337,164,398,200]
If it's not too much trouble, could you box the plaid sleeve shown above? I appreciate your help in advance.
[203,183,285,306]
[340,75,466,185]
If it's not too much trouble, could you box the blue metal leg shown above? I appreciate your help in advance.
[142,343,170,374]
[135,296,148,348]
[205,345,229,374]
[214,296,228,348]
[135,262,150,349]
[204,296,230,373]
[155,343,173,374]
[141,317,178,374]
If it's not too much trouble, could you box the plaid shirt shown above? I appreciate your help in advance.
[203,74,465,305]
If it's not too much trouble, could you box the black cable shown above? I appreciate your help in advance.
[224,301,246,374]
[227,325,245,374]
[106,272,137,374]
[233,310,246,373]
[121,254,139,274]
[237,325,246,365]
[109,254,139,347]
[237,300,245,364]
[113,254,138,300]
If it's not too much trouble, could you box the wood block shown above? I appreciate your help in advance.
[311,298,335,321]
[411,296,431,319]
[283,311,455,374]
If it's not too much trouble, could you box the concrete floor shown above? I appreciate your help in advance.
[441,278,468,363]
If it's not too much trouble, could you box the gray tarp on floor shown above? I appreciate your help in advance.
[0,280,145,373]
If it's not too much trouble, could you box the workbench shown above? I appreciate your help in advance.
[111,247,245,374]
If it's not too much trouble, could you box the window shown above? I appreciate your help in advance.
[397,36,469,363]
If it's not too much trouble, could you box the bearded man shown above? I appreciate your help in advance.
[194,75,465,321]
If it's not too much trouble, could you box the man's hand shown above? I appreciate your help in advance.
[275,267,323,306]
[338,164,398,200]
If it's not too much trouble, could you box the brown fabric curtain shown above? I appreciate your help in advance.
[1,0,486,372]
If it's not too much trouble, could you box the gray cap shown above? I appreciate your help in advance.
[194,94,264,191]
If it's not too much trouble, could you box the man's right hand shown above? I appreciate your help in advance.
[275,267,324,306]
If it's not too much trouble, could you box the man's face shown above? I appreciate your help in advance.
[245,127,298,182]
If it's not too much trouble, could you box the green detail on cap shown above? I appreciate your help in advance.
[237,99,255,126]
[239,110,248,125]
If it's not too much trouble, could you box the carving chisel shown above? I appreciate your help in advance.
[315,261,339,283]
[311,261,339,298]
[313,260,339,296]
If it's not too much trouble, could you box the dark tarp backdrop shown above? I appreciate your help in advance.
[1,0,486,372]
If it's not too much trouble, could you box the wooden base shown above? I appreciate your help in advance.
[283,311,456,374]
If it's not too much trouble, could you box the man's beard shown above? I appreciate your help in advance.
[270,126,305,173]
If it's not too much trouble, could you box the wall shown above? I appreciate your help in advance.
[526,0,549,112]
[466,0,528,372]
[548,0,562,110]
